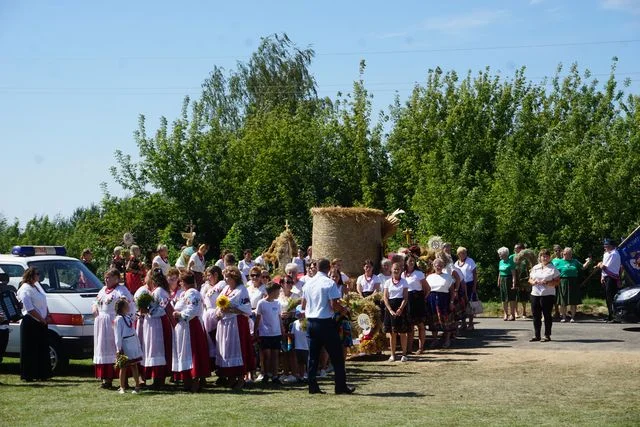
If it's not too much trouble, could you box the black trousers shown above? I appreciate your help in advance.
[0,328,8,364]
[307,318,347,392]
[20,315,52,380]
[604,276,619,321]
[530,295,554,338]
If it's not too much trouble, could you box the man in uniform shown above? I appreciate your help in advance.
[301,258,355,395]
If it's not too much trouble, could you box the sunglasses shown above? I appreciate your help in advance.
[250,274,259,278]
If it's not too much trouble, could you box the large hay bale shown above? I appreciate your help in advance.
[311,207,384,277]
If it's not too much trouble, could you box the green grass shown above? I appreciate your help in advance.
[1,345,639,426]
[478,298,607,318]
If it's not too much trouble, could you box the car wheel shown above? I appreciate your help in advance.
[48,335,69,375]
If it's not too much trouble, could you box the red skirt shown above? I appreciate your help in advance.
[217,315,256,377]
[175,317,210,380]
[94,363,117,379]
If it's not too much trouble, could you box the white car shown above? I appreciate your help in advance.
[0,246,102,373]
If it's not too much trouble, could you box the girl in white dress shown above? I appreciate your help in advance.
[93,268,134,388]
[114,298,143,394]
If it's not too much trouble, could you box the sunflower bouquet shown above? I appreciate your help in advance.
[115,352,128,369]
[216,295,231,311]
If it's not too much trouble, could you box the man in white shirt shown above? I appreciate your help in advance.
[597,238,622,322]
[301,258,355,395]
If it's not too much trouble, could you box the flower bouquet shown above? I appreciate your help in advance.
[115,352,128,369]
[136,292,153,313]
[285,298,301,313]
[216,295,231,311]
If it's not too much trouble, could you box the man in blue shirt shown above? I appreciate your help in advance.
[302,258,355,395]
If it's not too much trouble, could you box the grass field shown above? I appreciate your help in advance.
[479,298,608,318]
[1,338,638,427]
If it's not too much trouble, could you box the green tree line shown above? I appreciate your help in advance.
[2,34,639,299]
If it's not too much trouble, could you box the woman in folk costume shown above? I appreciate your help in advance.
[200,266,224,368]
[172,271,210,392]
[143,269,174,388]
[133,273,152,382]
[215,266,256,390]
[93,268,134,388]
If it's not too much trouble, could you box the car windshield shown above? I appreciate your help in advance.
[27,260,102,293]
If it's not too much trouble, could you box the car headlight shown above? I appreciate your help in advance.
[82,314,95,325]
[616,287,640,301]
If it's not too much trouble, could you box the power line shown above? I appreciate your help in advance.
[0,39,638,62]
[0,73,638,94]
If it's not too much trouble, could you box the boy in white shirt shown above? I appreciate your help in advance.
[255,282,284,384]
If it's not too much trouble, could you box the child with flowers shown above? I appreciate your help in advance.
[114,298,143,394]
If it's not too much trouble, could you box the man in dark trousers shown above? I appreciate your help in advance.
[597,238,622,322]
[301,258,355,395]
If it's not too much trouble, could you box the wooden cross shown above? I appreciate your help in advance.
[403,228,414,245]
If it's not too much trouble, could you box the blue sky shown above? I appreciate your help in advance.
[1,0,639,225]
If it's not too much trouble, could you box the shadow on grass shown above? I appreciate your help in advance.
[364,391,431,397]
[553,339,624,343]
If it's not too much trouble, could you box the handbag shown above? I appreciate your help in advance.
[470,300,483,315]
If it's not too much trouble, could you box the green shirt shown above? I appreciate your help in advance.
[553,258,582,278]
[499,258,516,277]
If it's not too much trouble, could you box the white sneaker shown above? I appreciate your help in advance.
[131,388,140,394]
[570,318,575,323]
[318,369,328,378]
[283,375,297,383]
[255,374,265,382]
[560,318,566,323]
[117,387,125,394]
[400,355,408,362]
[388,355,396,362]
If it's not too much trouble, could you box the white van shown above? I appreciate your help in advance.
[0,246,102,373]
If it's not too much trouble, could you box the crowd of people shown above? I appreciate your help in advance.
[7,237,624,393]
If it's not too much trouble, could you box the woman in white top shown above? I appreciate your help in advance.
[238,249,255,281]
[16,267,51,381]
[528,249,560,342]
[93,268,134,388]
[426,259,456,348]
[377,258,392,284]
[152,244,171,276]
[403,255,430,353]
[356,259,381,298]
[143,269,174,388]
[215,266,255,390]
[455,247,478,330]
[172,271,210,392]
[383,262,409,362]
[200,266,224,366]
[188,244,209,288]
